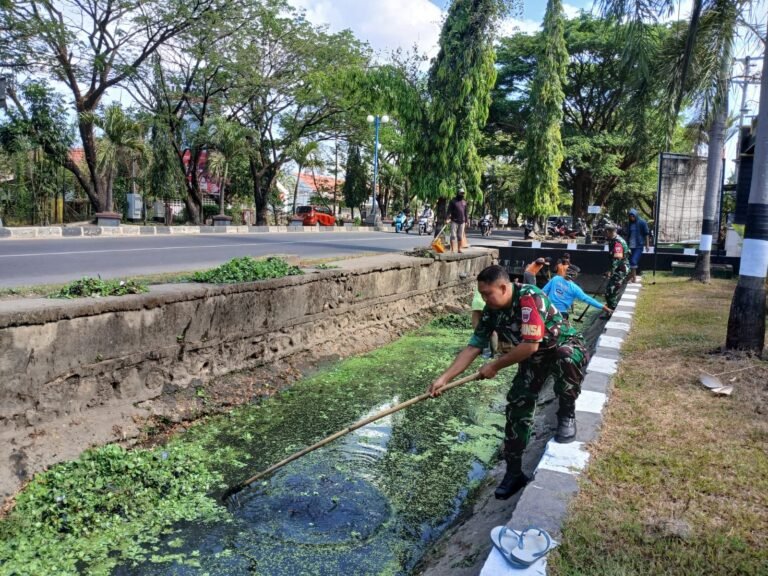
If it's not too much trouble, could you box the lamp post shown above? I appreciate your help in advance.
[366,113,389,225]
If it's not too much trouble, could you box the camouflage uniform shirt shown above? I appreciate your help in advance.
[608,235,630,272]
[469,284,579,358]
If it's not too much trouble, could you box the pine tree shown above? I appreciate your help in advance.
[518,0,568,218]
[413,0,508,202]
[342,144,368,218]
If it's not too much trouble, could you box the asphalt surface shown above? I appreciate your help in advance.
[0,230,513,288]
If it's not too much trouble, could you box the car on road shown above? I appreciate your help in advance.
[294,205,335,227]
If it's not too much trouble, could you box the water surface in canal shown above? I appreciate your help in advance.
[110,318,510,575]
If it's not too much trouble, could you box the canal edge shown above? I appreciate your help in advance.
[479,280,643,576]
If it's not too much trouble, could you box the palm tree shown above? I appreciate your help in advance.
[86,104,147,214]
[287,140,323,215]
[207,119,248,218]
[726,35,768,353]
[601,0,745,283]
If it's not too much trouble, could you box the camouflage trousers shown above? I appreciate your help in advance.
[605,263,629,309]
[501,336,590,464]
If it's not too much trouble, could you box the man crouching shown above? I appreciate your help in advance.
[428,265,590,499]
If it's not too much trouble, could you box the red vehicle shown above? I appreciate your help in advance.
[295,205,335,226]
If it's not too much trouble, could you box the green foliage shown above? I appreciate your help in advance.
[429,313,473,330]
[518,0,568,218]
[342,144,369,213]
[411,0,510,201]
[314,263,339,270]
[0,443,223,575]
[191,256,303,284]
[50,277,148,299]
[492,14,672,219]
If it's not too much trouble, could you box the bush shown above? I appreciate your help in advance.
[191,256,303,284]
[50,278,148,299]
[429,313,472,330]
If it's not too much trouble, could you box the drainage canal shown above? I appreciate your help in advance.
[102,299,604,575]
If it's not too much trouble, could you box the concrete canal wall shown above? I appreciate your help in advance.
[0,250,495,502]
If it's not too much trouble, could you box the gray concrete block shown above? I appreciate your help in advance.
[582,371,610,393]
[574,410,602,444]
[155,227,171,234]
[62,227,84,237]
[139,226,156,235]
[593,346,621,360]
[509,469,578,538]
[81,227,103,236]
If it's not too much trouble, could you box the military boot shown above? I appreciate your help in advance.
[494,457,531,500]
[555,398,577,443]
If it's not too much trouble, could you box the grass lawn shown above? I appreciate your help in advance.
[551,275,768,576]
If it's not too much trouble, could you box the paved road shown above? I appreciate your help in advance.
[0,230,513,288]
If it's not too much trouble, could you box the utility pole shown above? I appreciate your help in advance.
[732,56,762,181]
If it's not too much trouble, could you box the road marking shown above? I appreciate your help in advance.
[0,236,408,259]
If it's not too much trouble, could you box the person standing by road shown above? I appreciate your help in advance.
[447,188,468,253]
[542,266,613,319]
[604,222,629,314]
[428,265,589,500]
[626,209,650,283]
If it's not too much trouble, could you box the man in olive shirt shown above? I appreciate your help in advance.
[428,265,589,499]
[447,188,468,253]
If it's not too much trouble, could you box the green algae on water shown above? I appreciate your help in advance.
[0,319,511,576]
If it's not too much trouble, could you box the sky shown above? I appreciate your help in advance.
[289,0,593,58]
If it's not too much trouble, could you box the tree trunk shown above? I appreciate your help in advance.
[77,115,106,212]
[183,148,204,224]
[292,164,304,215]
[726,37,768,354]
[251,159,278,226]
[692,77,728,283]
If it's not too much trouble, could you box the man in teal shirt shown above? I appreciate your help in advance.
[428,266,590,500]
[542,268,613,319]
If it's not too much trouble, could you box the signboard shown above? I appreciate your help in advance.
[587,205,601,214]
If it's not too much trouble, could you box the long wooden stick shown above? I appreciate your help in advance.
[222,371,482,501]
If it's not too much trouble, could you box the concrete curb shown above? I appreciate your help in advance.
[480,280,643,575]
[0,224,391,239]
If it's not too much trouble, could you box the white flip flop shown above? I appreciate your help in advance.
[490,525,554,568]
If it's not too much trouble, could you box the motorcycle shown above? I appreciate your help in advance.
[394,212,406,233]
[479,215,493,237]
[403,215,415,233]
[418,216,434,236]
[523,218,535,240]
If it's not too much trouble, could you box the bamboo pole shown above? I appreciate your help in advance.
[222,371,482,502]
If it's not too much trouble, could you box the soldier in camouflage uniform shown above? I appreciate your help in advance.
[428,265,590,500]
[604,222,630,311]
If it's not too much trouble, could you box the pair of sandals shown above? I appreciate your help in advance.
[490,526,555,569]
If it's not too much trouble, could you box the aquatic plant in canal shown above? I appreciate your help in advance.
[0,320,510,575]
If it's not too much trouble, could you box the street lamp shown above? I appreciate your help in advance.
[366,113,389,225]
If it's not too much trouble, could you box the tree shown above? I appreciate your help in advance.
[342,144,368,218]
[725,34,768,354]
[85,104,147,214]
[411,0,510,207]
[287,140,322,214]
[228,0,369,225]
[207,118,248,217]
[517,0,568,219]
[489,15,670,221]
[0,0,219,214]
[598,0,750,281]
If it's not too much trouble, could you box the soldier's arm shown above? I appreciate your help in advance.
[481,342,539,379]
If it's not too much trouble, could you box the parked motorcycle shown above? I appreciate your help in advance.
[418,216,434,236]
[479,215,493,237]
[394,212,406,233]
